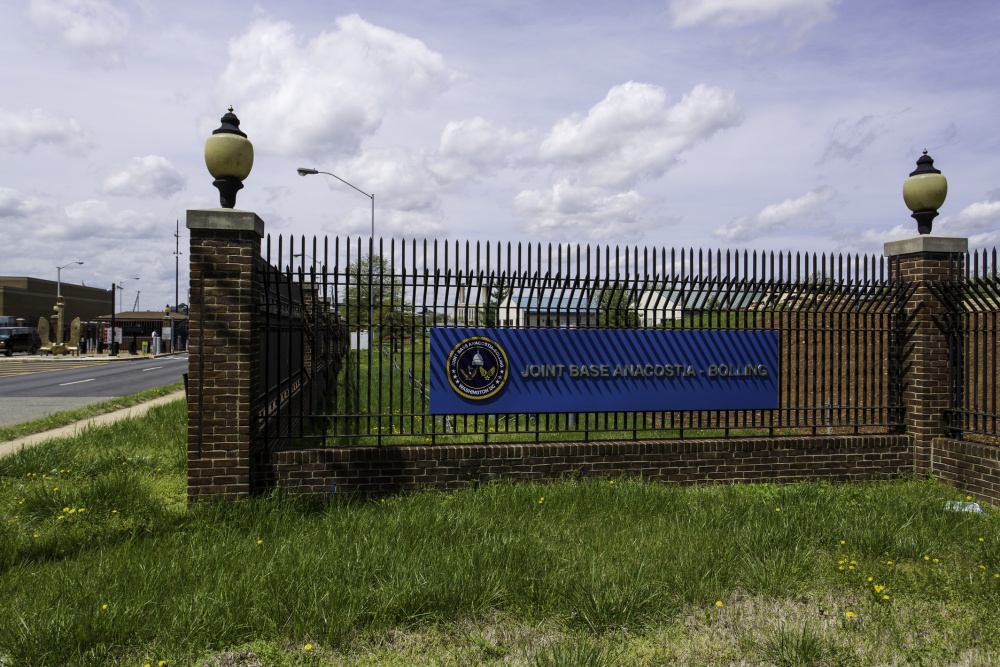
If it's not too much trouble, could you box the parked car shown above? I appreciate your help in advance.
[0,327,40,356]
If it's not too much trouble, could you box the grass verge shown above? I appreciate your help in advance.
[0,381,184,442]
[1,400,998,666]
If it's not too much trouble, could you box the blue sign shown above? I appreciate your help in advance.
[429,328,779,414]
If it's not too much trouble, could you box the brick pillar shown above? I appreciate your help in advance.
[885,235,967,477]
[187,209,264,500]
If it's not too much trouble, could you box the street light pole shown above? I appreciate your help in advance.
[296,168,374,240]
[54,261,83,347]
[117,277,139,315]
[56,261,84,299]
[296,167,376,364]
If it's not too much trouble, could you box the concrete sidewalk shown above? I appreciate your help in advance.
[0,389,186,458]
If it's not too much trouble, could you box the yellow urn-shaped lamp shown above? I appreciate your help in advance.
[902,150,947,235]
[204,106,253,208]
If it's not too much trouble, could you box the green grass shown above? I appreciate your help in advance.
[0,381,184,442]
[1,402,999,665]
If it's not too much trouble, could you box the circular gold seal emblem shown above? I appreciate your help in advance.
[446,336,510,400]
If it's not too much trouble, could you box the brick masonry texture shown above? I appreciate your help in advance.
[187,225,262,500]
[272,435,913,496]
[932,438,1000,505]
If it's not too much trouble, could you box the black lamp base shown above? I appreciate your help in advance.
[912,209,938,235]
[213,176,244,209]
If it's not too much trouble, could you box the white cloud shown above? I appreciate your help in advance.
[0,188,51,218]
[434,117,534,181]
[0,108,92,155]
[936,200,1000,237]
[513,180,647,242]
[101,155,186,198]
[538,82,742,187]
[216,14,458,159]
[26,0,129,64]
[57,199,158,241]
[844,223,912,250]
[668,0,837,29]
[713,186,837,242]
[310,147,447,238]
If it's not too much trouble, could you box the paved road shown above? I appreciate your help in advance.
[0,355,188,427]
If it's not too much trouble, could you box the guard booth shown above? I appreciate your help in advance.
[95,311,189,354]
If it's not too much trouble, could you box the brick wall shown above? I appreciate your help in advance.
[186,210,264,500]
[932,437,1000,505]
[892,249,965,476]
[272,435,912,496]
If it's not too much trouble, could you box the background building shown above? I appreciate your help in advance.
[0,277,112,326]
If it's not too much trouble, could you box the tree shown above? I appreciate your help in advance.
[483,277,510,327]
[342,254,406,330]
[597,282,639,329]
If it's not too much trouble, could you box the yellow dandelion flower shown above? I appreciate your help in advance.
[979,565,987,570]
[840,540,846,545]
[838,559,846,565]
[980,537,985,542]
[715,600,723,607]
[112,509,118,513]
[102,604,108,610]
[882,595,890,600]
[867,576,873,582]
[885,560,893,565]
[62,507,69,512]
[304,644,313,651]
[849,565,855,570]
[845,611,855,618]
[53,487,58,492]
[994,574,999,579]
[68,509,76,514]
[158,661,167,667]
[933,558,939,564]
[874,585,884,593]
[78,508,85,513]
[838,566,844,571]
[57,516,65,520]
[775,507,780,512]
[850,560,857,565]
[966,495,973,501]
[32,533,39,538]
[257,539,263,545]
[924,556,930,561]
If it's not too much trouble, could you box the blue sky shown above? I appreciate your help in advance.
[1,0,998,309]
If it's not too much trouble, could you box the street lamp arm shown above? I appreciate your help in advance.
[298,168,373,200]
[56,260,84,299]
[297,167,376,243]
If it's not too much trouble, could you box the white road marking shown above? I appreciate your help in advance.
[59,378,95,386]
[142,367,163,372]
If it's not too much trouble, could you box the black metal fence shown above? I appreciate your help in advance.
[254,235,930,447]
[934,249,1000,443]
[255,243,348,445]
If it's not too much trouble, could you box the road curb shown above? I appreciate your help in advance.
[0,390,186,458]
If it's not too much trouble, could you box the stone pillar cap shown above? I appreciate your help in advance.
[187,209,264,237]
[884,235,967,257]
